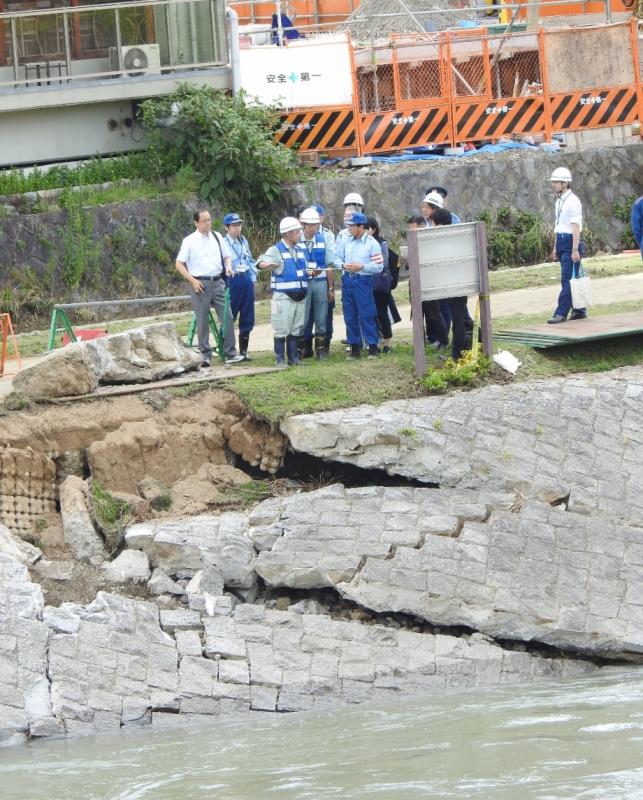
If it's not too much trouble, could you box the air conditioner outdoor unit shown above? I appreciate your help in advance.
[109,44,161,77]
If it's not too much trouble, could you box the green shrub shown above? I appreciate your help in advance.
[421,350,491,393]
[139,84,301,213]
[479,207,553,268]
[613,195,637,250]
[0,154,149,196]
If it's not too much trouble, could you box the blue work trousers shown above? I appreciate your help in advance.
[554,233,585,318]
[342,273,379,347]
[229,271,255,335]
[303,278,329,338]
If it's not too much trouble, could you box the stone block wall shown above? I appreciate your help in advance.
[0,449,57,535]
[284,143,643,253]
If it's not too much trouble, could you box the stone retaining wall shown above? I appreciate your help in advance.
[283,143,643,252]
[0,558,595,746]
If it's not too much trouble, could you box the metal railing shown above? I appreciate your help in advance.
[0,0,228,91]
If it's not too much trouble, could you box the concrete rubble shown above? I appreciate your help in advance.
[12,322,201,400]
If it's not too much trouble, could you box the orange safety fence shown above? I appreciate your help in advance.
[280,19,642,155]
[230,0,633,27]
[0,313,21,378]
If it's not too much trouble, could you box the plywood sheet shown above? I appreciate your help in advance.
[494,311,643,348]
[545,25,634,92]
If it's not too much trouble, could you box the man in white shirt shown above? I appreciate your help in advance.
[547,167,586,324]
[175,209,244,366]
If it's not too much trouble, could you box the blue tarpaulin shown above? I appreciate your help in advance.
[321,140,560,166]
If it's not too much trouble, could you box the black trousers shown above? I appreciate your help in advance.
[374,291,393,339]
[448,296,468,360]
[422,300,448,346]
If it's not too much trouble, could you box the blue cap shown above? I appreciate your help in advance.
[314,204,325,216]
[348,212,368,226]
[223,213,243,226]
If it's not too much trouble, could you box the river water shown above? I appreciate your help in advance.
[2,667,643,800]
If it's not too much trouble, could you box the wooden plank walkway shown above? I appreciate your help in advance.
[494,311,643,349]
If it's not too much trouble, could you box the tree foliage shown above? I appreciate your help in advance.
[139,85,300,213]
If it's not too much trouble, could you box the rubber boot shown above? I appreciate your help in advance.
[315,335,328,360]
[274,337,287,368]
[239,333,251,361]
[324,335,332,352]
[287,335,301,366]
[346,344,361,360]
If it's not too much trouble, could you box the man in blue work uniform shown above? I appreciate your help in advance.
[223,212,257,361]
[299,207,335,359]
[334,211,384,360]
[631,195,643,261]
[547,167,586,324]
[257,217,308,367]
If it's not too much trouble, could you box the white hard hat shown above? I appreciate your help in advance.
[299,207,321,224]
[343,192,364,207]
[422,191,444,208]
[279,216,302,234]
[550,167,572,183]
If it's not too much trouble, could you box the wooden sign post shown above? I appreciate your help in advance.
[407,220,492,377]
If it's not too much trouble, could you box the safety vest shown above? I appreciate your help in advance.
[271,241,308,293]
[301,231,326,268]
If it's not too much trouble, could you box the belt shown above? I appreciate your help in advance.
[193,274,222,281]
[343,271,371,278]
[234,268,249,273]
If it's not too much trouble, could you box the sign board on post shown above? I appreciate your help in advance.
[238,34,353,108]
[407,221,492,376]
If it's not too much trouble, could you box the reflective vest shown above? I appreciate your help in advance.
[301,231,326,268]
[271,241,308,293]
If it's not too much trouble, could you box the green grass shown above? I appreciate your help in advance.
[228,302,643,421]
[230,345,428,421]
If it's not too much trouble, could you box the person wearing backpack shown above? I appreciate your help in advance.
[366,217,394,353]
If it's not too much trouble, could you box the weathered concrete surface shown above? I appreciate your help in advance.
[1,580,597,741]
[12,323,201,400]
[58,477,107,566]
[0,555,61,745]
[252,485,643,659]
[125,513,257,589]
[0,524,42,566]
[281,366,643,525]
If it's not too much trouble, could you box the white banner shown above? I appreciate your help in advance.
[238,34,353,109]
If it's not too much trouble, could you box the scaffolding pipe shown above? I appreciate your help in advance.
[226,5,241,94]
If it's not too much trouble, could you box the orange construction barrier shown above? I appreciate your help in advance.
[279,19,642,156]
[0,313,21,378]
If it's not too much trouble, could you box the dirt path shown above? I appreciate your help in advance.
[2,271,642,400]
[245,271,643,350]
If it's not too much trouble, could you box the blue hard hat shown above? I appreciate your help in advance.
[223,212,243,225]
[348,212,368,226]
[314,204,325,216]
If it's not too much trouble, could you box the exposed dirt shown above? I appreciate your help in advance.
[0,387,288,576]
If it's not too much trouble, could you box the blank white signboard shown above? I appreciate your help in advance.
[417,223,481,300]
